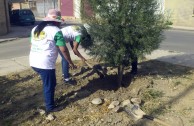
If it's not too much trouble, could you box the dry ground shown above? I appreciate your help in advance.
[0,59,194,126]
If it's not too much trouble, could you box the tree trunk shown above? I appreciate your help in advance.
[117,64,124,87]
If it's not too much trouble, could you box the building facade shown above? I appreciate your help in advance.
[4,0,194,33]
[34,0,81,20]
[165,0,194,27]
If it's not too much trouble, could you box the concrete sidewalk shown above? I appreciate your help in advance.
[1,49,194,76]
[0,49,91,76]
[1,24,194,76]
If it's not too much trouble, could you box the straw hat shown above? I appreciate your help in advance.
[43,9,64,23]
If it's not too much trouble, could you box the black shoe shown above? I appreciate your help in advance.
[62,74,72,79]
[46,106,63,114]
[130,69,137,75]
[64,79,77,86]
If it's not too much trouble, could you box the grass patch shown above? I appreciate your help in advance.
[142,89,164,101]
[190,117,194,123]
[174,81,181,86]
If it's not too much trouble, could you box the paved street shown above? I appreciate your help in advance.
[0,25,194,76]
[161,29,194,53]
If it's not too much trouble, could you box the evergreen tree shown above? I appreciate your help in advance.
[81,0,170,86]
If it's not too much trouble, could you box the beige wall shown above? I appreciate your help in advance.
[12,2,30,10]
[0,0,9,36]
[165,0,194,27]
[12,3,20,10]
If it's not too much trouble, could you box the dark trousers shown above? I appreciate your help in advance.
[32,67,56,111]
[59,51,70,79]
[61,57,69,79]
[131,56,138,72]
[59,41,74,79]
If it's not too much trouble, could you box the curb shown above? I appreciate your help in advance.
[170,26,194,31]
[0,38,18,43]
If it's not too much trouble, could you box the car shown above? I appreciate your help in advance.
[10,9,35,25]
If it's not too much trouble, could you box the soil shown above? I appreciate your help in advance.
[0,59,194,126]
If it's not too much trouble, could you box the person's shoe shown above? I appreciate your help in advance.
[62,74,73,80]
[46,106,63,114]
[64,79,77,86]
[130,69,137,75]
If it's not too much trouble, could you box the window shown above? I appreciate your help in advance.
[29,1,36,9]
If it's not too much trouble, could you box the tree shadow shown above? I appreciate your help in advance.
[122,59,192,88]
[0,70,44,125]
[56,57,193,111]
[56,74,119,108]
[152,53,194,69]
[0,56,193,125]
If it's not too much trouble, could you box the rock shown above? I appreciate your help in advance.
[77,118,83,122]
[72,72,77,76]
[121,99,131,107]
[46,114,55,121]
[112,106,122,113]
[7,99,12,105]
[107,67,113,70]
[108,101,120,109]
[91,98,103,105]
[130,98,142,105]
[37,108,46,116]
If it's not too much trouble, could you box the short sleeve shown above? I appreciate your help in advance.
[54,31,66,46]
[75,35,81,43]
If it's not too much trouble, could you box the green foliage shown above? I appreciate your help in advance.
[81,0,170,66]
[142,89,164,100]
[80,26,93,49]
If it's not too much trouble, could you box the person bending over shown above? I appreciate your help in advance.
[60,25,91,85]
[29,9,76,113]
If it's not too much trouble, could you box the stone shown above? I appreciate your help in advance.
[112,106,122,113]
[121,99,131,107]
[37,108,46,116]
[108,101,120,109]
[131,98,141,105]
[46,114,55,121]
[91,98,103,105]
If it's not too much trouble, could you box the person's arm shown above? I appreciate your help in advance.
[55,31,76,68]
[72,41,86,62]
[72,35,86,62]
[58,46,76,68]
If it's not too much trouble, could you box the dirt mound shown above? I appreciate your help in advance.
[0,59,194,126]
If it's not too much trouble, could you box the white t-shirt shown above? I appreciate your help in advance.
[61,25,82,42]
[29,25,65,69]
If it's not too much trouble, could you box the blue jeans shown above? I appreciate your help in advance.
[59,51,70,79]
[32,67,56,111]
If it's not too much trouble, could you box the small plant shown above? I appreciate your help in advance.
[174,81,181,86]
[150,80,154,85]
[142,89,164,100]
[189,117,194,123]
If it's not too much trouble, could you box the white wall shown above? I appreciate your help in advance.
[74,0,81,18]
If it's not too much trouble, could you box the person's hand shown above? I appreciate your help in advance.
[69,63,77,69]
[81,58,87,66]
[81,57,87,62]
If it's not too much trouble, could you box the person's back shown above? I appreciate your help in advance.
[29,9,76,113]
[30,25,61,69]
[61,25,82,42]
